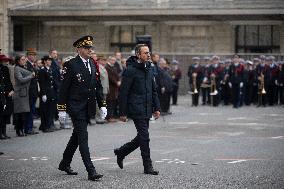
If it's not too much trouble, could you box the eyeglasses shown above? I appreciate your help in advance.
[143,52,151,55]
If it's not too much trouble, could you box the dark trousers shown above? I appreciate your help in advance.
[267,84,277,105]
[40,99,56,131]
[25,97,37,133]
[14,113,28,135]
[116,119,151,167]
[201,87,210,105]
[106,99,117,119]
[192,93,199,106]
[160,92,171,113]
[171,85,179,105]
[232,84,241,108]
[60,117,95,174]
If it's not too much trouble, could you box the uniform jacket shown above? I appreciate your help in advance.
[13,65,33,113]
[38,66,57,101]
[58,55,105,119]
[0,64,14,115]
[119,56,160,119]
[229,63,244,85]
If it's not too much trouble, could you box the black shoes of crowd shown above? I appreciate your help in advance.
[0,135,11,140]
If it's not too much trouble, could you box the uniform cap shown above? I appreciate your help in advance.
[192,57,200,60]
[73,35,93,48]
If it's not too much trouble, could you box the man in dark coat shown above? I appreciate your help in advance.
[25,48,39,134]
[114,44,161,175]
[57,36,106,181]
[0,54,14,139]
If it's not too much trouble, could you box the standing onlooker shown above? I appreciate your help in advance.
[95,55,109,124]
[0,54,14,139]
[13,54,35,136]
[158,58,173,114]
[38,56,57,132]
[114,51,123,77]
[105,56,121,122]
[49,49,61,121]
[25,48,39,134]
[170,60,182,105]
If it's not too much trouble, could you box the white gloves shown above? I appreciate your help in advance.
[100,107,107,119]
[58,111,67,124]
[240,82,243,88]
[275,80,278,86]
[42,95,47,102]
[228,82,232,88]
[3,105,6,111]
[161,87,166,94]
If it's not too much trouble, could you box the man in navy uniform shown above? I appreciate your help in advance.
[228,54,244,108]
[38,56,57,132]
[57,36,107,181]
[114,44,160,175]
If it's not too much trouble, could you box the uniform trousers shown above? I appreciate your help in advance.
[60,117,95,174]
[117,119,151,166]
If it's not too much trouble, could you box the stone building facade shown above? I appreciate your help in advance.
[0,0,283,55]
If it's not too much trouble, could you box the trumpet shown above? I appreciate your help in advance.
[210,73,218,96]
[192,72,198,94]
[258,73,266,95]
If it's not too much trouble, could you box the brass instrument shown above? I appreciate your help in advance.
[210,73,218,96]
[192,72,198,94]
[258,73,266,95]
[221,73,229,85]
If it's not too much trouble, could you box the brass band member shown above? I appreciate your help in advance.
[188,57,202,106]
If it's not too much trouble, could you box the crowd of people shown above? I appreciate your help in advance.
[187,55,284,108]
[0,46,283,140]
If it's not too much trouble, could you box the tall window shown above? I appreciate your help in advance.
[14,25,23,51]
[235,25,280,53]
[110,25,146,52]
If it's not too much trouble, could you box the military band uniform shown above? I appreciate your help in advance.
[188,63,203,106]
[229,63,244,108]
[256,63,267,106]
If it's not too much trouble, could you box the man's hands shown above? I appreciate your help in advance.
[42,95,47,103]
[119,116,127,122]
[153,111,160,120]
[100,107,107,119]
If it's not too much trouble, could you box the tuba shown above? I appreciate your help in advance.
[210,73,218,95]
[192,72,198,94]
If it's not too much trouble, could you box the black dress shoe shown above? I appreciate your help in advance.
[58,166,78,175]
[0,152,3,156]
[3,135,11,139]
[114,149,124,169]
[88,173,103,181]
[144,167,159,175]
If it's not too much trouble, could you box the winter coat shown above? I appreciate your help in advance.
[13,65,33,113]
[119,56,160,119]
